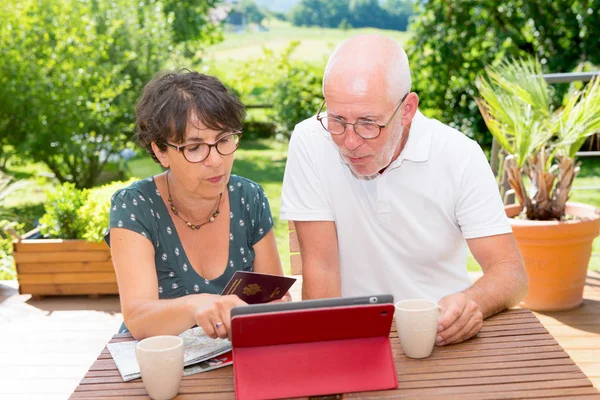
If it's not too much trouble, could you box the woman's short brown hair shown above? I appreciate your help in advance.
[135,69,245,163]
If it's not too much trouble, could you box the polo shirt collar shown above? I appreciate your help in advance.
[398,110,432,163]
[333,109,432,170]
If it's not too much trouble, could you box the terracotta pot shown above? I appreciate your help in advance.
[505,202,600,311]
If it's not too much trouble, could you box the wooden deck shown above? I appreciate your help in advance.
[1,271,599,399]
[533,270,600,390]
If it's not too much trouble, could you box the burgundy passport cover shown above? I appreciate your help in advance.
[231,304,397,400]
[221,271,296,304]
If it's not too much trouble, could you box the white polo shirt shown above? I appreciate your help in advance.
[280,111,511,303]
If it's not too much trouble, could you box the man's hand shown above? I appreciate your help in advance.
[436,292,483,346]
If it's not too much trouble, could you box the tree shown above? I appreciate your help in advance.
[407,0,600,148]
[289,0,349,28]
[234,0,266,25]
[0,0,221,188]
[0,0,172,188]
[381,0,412,30]
[348,0,387,29]
[162,0,222,46]
[289,0,412,30]
[382,0,413,16]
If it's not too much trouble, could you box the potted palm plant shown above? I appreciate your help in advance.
[475,57,600,311]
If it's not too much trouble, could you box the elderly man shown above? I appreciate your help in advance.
[280,34,528,346]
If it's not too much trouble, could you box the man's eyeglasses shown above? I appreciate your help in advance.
[316,93,409,139]
[165,132,242,163]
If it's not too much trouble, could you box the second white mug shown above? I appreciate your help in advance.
[394,299,441,359]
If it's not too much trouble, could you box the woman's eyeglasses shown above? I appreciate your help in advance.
[165,132,242,163]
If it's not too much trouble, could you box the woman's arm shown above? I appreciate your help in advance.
[110,227,233,339]
[252,228,292,301]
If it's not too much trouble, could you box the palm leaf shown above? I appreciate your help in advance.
[553,77,600,158]
[475,57,553,169]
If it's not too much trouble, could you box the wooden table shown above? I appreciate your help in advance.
[70,309,600,399]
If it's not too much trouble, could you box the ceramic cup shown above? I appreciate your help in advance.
[135,335,184,400]
[394,299,442,359]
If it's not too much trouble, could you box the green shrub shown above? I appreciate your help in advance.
[269,60,322,136]
[39,179,136,241]
[242,119,278,140]
[39,183,88,240]
[79,179,136,242]
[215,42,323,138]
[0,220,23,280]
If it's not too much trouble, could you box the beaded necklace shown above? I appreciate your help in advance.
[166,173,222,230]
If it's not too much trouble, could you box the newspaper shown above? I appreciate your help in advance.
[107,327,232,381]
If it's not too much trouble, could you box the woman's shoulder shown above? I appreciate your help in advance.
[110,176,159,205]
[227,174,266,198]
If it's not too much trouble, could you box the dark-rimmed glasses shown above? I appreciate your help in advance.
[316,93,409,139]
[165,132,242,163]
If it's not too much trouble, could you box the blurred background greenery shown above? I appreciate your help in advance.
[1,0,599,279]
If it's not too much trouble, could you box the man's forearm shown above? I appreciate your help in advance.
[463,261,528,318]
[302,264,341,299]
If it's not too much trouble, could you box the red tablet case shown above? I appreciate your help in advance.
[231,303,398,400]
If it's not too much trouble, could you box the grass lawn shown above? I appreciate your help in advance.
[203,19,409,64]
[199,19,410,87]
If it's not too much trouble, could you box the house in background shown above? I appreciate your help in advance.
[221,0,269,33]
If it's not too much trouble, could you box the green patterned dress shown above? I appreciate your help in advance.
[105,174,274,333]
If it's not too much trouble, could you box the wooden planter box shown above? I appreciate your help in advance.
[13,238,118,297]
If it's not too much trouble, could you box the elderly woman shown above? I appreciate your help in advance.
[106,70,289,340]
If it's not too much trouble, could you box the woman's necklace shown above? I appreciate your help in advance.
[166,173,222,230]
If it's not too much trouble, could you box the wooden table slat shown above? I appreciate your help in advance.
[476,327,549,337]
[398,357,576,374]
[394,344,565,361]
[397,371,585,389]
[478,322,547,332]
[392,338,558,353]
[70,392,237,399]
[352,387,600,400]
[80,376,233,386]
[75,382,234,394]
[346,378,594,398]
[396,350,570,367]
[478,316,540,326]
[397,364,581,382]
[540,396,600,400]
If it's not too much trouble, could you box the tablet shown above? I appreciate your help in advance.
[230,294,394,318]
[230,294,398,399]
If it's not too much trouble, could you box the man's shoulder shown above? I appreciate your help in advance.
[288,115,338,163]
[294,114,321,131]
[291,116,330,143]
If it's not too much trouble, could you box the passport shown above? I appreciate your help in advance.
[221,271,296,304]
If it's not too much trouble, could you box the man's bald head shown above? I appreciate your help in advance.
[323,34,411,102]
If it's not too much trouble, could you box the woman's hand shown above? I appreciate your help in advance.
[194,295,247,340]
[271,292,293,303]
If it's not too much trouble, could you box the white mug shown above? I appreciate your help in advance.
[136,335,184,400]
[394,299,442,359]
